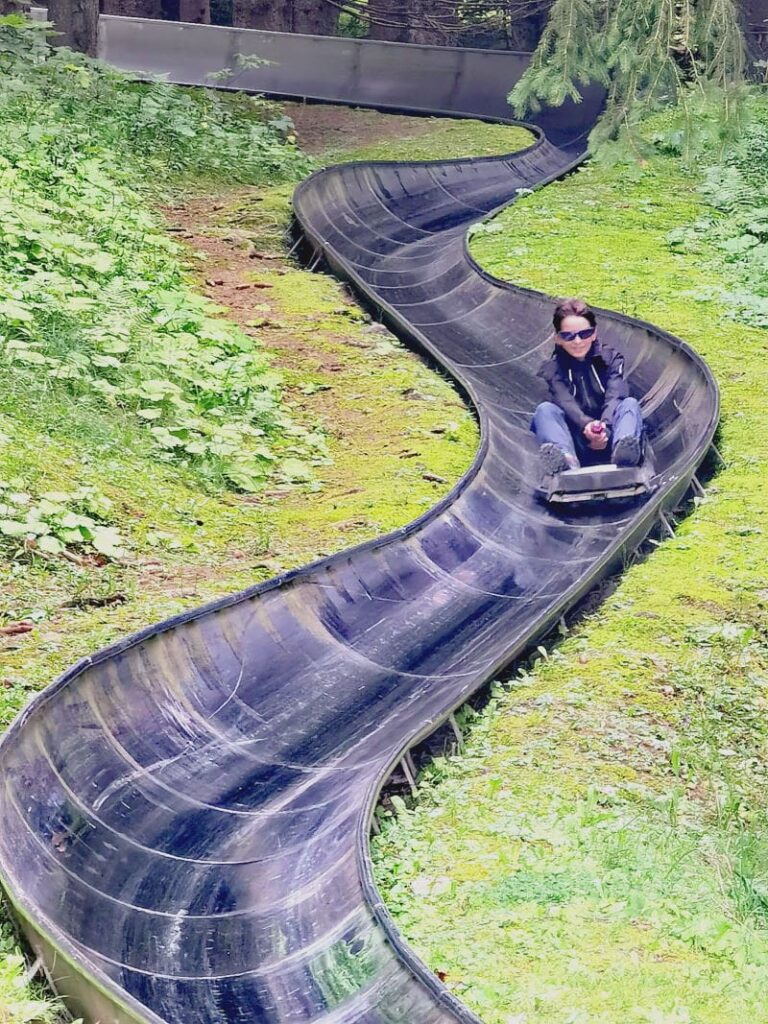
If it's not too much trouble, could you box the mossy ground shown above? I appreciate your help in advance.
[0,108,531,1020]
[372,155,768,1022]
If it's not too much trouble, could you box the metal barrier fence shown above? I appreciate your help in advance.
[33,9,532,121]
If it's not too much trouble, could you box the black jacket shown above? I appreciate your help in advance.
[538,339,628,432]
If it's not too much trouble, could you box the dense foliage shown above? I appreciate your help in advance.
[0,16,322,519]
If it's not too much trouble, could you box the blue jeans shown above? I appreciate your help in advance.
[531,398,643,466]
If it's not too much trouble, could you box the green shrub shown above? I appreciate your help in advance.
[0,16,323,493]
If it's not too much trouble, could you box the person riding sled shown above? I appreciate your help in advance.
[531,298,644,475]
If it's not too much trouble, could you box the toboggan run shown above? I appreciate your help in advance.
[0,14,719,1024]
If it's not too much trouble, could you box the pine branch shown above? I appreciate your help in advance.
[510,0,747,152]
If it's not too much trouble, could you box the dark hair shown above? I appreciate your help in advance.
[553,298,597,332]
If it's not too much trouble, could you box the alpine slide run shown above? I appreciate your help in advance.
[0,14,719,1024]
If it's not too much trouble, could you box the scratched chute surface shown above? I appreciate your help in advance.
[0,20,718,1024]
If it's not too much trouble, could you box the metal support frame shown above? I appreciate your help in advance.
[448,712,464,753]
[690,473,706,498]
[623,547,638,569]
[24,958,42,984]
[400,755,418,797]
[658,509,676,539]
[710,443,726,467]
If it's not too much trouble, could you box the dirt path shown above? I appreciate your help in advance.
[283,102,456,154]
[164,175,476,566]
[283,100,532,161]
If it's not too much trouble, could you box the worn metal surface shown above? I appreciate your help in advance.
[33,7,532,120]
[101,16,532,121]
[0,17,718,1024]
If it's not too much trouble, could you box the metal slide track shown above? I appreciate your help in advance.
[0,18,718,1024]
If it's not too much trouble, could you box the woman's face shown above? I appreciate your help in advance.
[556,314,596,361]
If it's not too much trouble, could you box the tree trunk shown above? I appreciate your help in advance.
[101,0,163,16]
[234,0,338,34]
[407,0,458,45]
[233,0,290,30]
[368,0,410,41]
[210,0,232,24]
[0,1,27,13]
[368,0,457,44]
[504,11,549,52]
[179,0,211,21]
[291,0,337,35]
[48,0,99,55]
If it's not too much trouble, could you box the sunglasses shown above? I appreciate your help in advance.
[558,328,595,342]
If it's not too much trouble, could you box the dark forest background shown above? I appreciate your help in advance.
[0,1,758,57]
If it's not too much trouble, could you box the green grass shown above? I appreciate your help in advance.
[372,141,768,1022]
[0,916,57,1024]
[322,117,533,163]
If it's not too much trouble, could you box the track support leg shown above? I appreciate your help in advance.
[690,473,706,498]
[659,509,676,539]
[448,712,464,753]
[24,959,42,984]
[710,443,726,468]
[401,755,418,796]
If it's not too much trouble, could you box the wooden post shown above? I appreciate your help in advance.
[47,0,99,56]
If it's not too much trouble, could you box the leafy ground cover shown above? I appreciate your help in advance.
[0,16,320,502]
[0,42,531,1016]
[372,107,768,1023]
